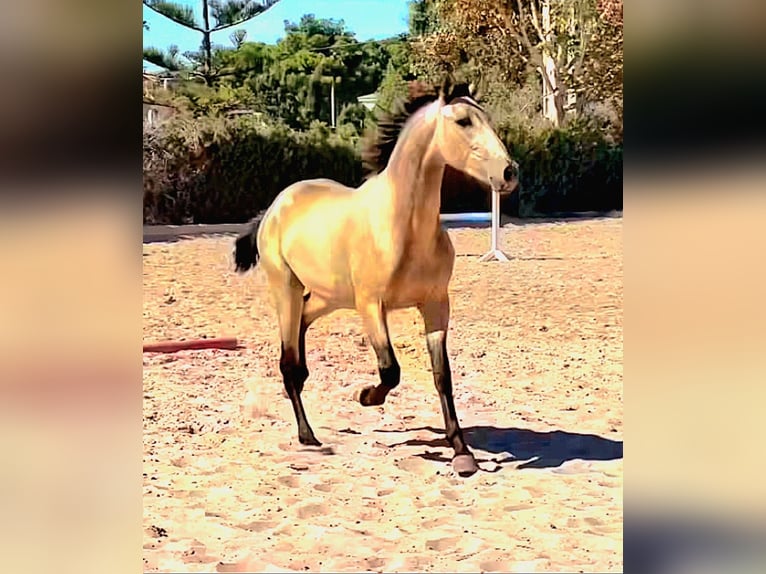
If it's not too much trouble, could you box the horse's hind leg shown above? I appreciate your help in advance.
[273,278,321,446]
[356,299,401,407]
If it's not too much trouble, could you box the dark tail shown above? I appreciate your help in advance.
[234,217,260,273]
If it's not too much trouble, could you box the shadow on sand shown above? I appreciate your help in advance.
[625,514,766,574]
[377,425,623,470]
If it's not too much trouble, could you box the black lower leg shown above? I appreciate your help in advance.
[359,344,400,406]
[428,335,470,456]
[280,344,319,446]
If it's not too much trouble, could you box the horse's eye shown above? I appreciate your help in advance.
[456,116,472,128]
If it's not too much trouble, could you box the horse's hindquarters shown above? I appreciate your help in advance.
[263,180,360,301]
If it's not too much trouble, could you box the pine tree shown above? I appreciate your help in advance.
[142,0,280,84]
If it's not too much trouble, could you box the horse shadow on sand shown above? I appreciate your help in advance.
[376,425,623,471]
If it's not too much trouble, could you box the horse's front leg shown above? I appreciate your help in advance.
[419,296,478,477]
[356,299,401,407]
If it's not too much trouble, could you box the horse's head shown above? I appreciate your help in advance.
[431,78,519,194]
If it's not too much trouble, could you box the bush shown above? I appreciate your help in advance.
[143,113,622,224]
[440,120,622,217]
[143,114,362,224]
[501,120,623,217]
[337,103,374,136]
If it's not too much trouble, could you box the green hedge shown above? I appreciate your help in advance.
[501,121,623,217]
[143,116,362,224]
[143,115,622,224]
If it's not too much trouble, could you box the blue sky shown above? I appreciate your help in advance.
[143,0,412,72]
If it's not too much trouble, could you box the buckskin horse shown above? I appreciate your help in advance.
[234,78,518,476]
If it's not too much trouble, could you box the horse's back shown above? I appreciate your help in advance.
[260,178,354,231]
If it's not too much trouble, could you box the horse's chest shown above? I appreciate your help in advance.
[385,251,451,306]
[398,252,443,280]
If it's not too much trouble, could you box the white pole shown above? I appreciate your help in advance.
[491,188,499,250]
[479,189,512,262]
[330,79,336,128]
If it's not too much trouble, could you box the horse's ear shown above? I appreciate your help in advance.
[469,72,485,102]
[439,74,453,103]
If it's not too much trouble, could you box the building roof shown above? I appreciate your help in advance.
[357,93,379,110]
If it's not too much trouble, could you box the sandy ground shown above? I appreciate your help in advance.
[143,217,623,573]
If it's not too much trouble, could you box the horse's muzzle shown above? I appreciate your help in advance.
[489,160,519,194]
[498,161,519,194]
[503,161,519,182]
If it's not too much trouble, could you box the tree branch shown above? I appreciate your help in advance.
[211,0,281,33]
[505,0,536,58]
[143,47,186,72]
[527,0,545,43]
[536,64,555,95]
[211,17,257,33]
[142,1,203,32]
[572,17,593,81]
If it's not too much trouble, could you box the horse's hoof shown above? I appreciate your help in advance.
[358,386,385,407]
[299,435,322,447]
[452,453,479,477]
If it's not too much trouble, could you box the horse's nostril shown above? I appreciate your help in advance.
[503,163,517,182]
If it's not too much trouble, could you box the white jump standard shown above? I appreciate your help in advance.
[479,188,513,262]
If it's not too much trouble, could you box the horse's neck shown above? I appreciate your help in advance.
[382,111,444,241]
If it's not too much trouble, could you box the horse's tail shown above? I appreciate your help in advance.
[234,217,260,273]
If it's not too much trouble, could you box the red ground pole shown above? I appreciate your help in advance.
[143,337,240,353]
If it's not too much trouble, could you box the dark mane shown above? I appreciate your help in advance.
[361,80,474,177]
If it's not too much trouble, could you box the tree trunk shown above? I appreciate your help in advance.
[201,0,213,85]
[540,0,565,127]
